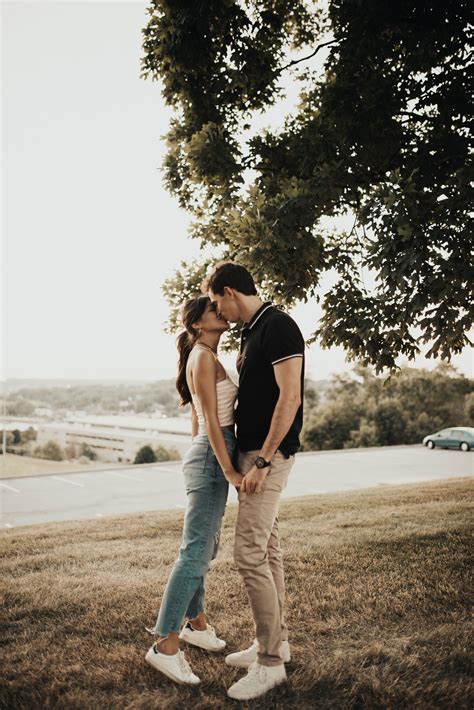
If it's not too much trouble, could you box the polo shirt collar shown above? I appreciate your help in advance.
[245,302,273,330]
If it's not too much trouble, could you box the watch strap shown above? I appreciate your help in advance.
[254,455,271,469]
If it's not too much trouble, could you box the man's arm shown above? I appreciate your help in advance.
[260,357,302,461]
[240,356,302,494]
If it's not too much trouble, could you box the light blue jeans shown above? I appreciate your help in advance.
[152,428,235,636]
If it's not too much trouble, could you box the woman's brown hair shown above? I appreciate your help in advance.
[176,296,210,406]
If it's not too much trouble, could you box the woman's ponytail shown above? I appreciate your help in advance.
[176,331,194,406]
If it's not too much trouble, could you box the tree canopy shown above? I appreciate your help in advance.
[142,0,473,371]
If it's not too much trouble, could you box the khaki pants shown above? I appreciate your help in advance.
[235,450,295,666]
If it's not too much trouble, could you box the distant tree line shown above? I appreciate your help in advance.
[302,363,473,451]
[3,381,182,418]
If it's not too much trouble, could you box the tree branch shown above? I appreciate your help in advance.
[278,39,339,73]
[397,111,433,122]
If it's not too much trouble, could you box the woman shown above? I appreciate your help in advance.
[145,296,242,685]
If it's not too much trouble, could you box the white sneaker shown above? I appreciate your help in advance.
[227,661,286,700]
[179,622,226,651]
[225,638,291,667]
[145,644,200,685]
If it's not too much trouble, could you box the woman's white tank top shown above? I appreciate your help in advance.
[190,348,238,434]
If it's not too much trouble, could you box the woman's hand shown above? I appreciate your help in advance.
[225,469,244,488]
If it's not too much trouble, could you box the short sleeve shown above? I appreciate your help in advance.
[262,314,305,366]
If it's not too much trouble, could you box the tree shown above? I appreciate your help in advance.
[135,396,155,414]
[304,379,320,410]
[302,398,362,450]
[387,362,472,427]
[64,444,77,460]
[134,445,157,464]
[6,398,34,417]
[154,445,181,462]
[405,411,443,443]
[12,429,22,445]
[465,392,474,424]
[34,441,64,461]
[372,400,408,445]
[22,427,37,443]
[346,419,378,449]
[142,1,473,370]
[79,444,97,461]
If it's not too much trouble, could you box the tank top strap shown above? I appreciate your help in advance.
[194,344,219,361]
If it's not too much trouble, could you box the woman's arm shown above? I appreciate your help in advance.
[193,351,242,486]
[190,403,199,439]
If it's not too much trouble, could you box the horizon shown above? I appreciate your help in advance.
[4,356,472,388]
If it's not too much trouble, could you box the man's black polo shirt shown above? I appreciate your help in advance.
[236,303,305,457]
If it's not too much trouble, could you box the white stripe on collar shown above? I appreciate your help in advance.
[248,304,273,330]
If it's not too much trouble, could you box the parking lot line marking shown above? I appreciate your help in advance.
[51,476,84,488]
[0,482,21,494]
[151,467,179,474]
[108,472,144,482]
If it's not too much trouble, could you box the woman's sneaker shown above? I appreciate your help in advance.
[179,622,226,651]
[145,644,200,685]
[225,639,290,667]
[227,661,286,700]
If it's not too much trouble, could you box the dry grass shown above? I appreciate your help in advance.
[1,477,473,709]
[1,454,126,479]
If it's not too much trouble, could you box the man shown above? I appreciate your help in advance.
[204,262,305,701]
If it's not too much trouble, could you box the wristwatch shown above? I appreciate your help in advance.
[254,456,271,469]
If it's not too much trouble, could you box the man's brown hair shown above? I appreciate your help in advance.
[202,261,257,296]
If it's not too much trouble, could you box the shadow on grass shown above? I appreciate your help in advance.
[1,477,473,709]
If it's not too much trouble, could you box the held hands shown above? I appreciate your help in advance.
[225,468,245,488]
[240,465,269,495]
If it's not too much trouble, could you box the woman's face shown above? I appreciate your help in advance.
[195,301,229,334]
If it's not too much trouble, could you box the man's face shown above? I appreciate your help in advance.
[209,287,241,323]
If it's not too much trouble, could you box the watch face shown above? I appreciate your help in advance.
[255,456,268,469]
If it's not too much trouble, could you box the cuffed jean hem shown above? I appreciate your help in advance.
[258,659,285,668]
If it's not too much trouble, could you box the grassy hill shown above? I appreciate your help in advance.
[1,478,472,709]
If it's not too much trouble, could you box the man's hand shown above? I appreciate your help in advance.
[240,465,269,494]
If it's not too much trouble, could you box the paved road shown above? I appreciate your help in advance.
[0,446,472,528]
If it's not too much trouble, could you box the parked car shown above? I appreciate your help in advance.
[423,427,474,452]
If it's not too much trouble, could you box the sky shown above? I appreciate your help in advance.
[2,1,472,383]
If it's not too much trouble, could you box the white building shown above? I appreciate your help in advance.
[33,407,53,418]
[36,414,192,463]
